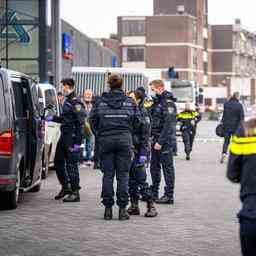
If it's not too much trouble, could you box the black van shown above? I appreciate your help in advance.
[0,68,44,210]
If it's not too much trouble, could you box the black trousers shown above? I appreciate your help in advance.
[240,218,256,256]
[129,153,152,203]
[99,134,133,208]
[54,137,80,191]
[150,143,175,198]
[181,128,195,155]
[222,131,233,154]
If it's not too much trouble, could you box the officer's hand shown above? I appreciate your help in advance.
[154,143,162,151]
[139,155,147,164]
[45,116,54,122]
[191,120,196,126]
[70,144,81,153]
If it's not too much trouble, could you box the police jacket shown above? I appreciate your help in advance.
[52,91,85,146]
[222,97,244,133]
[89,89,140,137]
[133,99,151,156]
[177,110,201,131]
[150,91,177,145]
[227,126,256,220]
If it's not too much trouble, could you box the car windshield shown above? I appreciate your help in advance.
[172,85,193,103]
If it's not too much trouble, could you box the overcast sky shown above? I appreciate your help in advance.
[61,0,256,38]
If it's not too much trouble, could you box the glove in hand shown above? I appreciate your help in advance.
[45,116,54,122]
[138,155,147,164]
[70,144,81,153]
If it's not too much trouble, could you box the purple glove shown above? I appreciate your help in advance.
[138,155,147,165]
[70,144,81,153]
[45,116,54,122]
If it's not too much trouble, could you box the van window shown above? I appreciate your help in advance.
[12,81,27,118]
[0,76,6,117]
[0,75,7,128]
[45,89,58,115]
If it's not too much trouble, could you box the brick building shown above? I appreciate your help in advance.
[118,0,208,85]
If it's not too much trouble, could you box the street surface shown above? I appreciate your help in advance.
[0,121,241,256]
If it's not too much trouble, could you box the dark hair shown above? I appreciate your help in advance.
[108,73,122,89]
[61,78,75,88]
[57,92,63,96]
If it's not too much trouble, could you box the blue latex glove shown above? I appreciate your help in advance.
[70,144,81,153]
[138,155,147,165]
[45,116,54,122]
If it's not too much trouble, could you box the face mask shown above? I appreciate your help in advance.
[151,90,156,97]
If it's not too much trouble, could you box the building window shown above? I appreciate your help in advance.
[122,20,145,36]
[123,47,145,62]
[0,0,40,77]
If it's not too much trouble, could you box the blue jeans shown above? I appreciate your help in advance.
[84,136,93,161]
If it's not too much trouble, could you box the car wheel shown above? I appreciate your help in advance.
[42,150,50,179]
[3,170,20,210]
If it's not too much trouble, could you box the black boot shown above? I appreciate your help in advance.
[104,207,113,220]
[127,202,140,215]
[155,195,174,205]
[63,190,80,203]
[119,207,130,221]
[186,154,190,160]
[54,187,72,200]
[145,201,158,218]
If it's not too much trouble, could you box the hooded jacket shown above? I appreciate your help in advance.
[89,89,140,137]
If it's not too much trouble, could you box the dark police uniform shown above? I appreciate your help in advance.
[89,89,140,209]
[177,110,201,159]
[129,98,152,204]
[150,91,176,202]
[53,91,85,195]
[227,126,256,256]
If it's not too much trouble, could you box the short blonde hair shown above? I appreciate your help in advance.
[150,79,164,88]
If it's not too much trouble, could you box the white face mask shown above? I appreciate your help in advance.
[151,90,156,97]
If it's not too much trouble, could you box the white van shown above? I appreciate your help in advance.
[32,83,61,179]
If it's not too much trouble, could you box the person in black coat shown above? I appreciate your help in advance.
[127,88,158,218]
[221,92,244,163]
[227,118,256,256]
[47,78,85,202]
[89,74,141,221]
[149,80,176,204]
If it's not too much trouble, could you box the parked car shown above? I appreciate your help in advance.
[0,68,44,210]
[32,83,61,179]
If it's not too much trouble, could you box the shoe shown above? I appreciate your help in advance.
[63,191,80,203]
[186,154,190,160]
[144,202,158,218]
[54,188,72,200]
[220,153,227,164]
[155,195,174,205]
[104,207,113,220]
[127,203,140,215]
[119,207,130,221]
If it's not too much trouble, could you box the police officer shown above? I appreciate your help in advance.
[177,103,201,160]
[149,80,176,204]
[227,118,256,256]
[47,78,85,202]
[89,74,140,221]
[127,88,158,218]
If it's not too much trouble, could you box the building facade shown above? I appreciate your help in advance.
[118,0,208,86]
[0,0,48,80]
